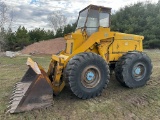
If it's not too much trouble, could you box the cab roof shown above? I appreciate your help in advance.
[79,4,112,13]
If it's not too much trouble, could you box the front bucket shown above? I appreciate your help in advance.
[7,58,53,113]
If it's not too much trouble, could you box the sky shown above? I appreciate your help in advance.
[1,0,159,31]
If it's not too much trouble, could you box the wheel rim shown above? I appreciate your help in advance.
[81,66,101,88]
[132,63,146,81]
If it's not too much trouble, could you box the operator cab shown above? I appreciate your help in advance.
[76,5,111,36]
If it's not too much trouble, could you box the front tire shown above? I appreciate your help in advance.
[64,52,110,99]
[115,52,152,88]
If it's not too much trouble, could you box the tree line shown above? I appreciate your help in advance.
[3,23,76,51]
[111,1,160,48]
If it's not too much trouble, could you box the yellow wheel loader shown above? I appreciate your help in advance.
[7,5,152,113]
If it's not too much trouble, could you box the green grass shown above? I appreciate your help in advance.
[0,50,160,120]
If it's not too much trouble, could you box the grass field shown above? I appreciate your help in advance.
[0,50,160,120]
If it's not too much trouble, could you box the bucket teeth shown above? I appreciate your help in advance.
[13,86,23,90]
[9,98,22,103]
[12,91,23,93]
[15,82,21,85]
[7,105,11,109]
[10,95,24,100]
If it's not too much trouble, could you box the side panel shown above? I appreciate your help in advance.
[106,31,144,62]
[108,39,143,62]
[112,40,142,53]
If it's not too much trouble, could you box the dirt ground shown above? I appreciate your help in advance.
[21,38,65,55]
[0,50,160,120]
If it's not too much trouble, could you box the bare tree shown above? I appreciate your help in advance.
[0,2,8,51]
[0,1,13,51]
[47,10,67,32]
[0,2,8,28]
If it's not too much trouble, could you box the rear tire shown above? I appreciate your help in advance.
[115,52,152,88]
[64,52,110,99]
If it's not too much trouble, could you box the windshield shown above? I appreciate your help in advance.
[86,9,99,36]
[76,8,88,29]
[100,12,109,27]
